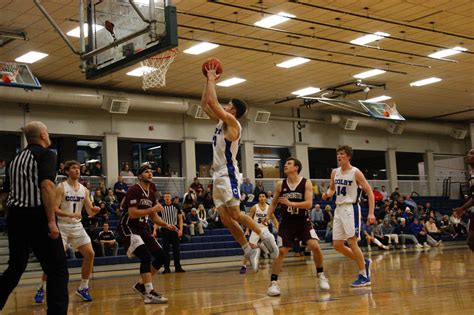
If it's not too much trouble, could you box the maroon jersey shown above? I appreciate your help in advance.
[119,184,156,233]
[280,177,309,220]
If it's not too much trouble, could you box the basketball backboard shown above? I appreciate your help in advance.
[84,0,178,79]
[0,62,42,89]
[359,101,405,121]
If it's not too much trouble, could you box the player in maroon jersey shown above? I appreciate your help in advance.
[454,148,474,251]
[266,157,330,296]
[117,164,178,304]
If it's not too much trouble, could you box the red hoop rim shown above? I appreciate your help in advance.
[147,48,177,61]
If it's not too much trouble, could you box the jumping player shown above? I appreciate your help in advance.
[454,148,474,251]
[240,192,279,274]
[266,157,330,296]
[322,145,376,287]
[34,160,100,303]
[201,61,279,272]
[117,164,178,304]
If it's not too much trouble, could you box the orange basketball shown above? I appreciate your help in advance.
[202,58,223,77]
[383,111,390,117]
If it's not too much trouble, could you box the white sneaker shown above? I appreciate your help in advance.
[367,245,372,251]
[318,273,330,290]
[436,240,442,247]
[415,243,423,249]
[423,243,431,249]
[244,247,260,272]
[383,245,390,250]
[144,290,168,304]
[267,281,281,296]
[401,245,407,249]
[261,230,279,259]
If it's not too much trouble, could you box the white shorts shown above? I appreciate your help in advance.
[212,166,242,208]
[249,226,268,245]
[332,203,361,241]
[58,222,91,251]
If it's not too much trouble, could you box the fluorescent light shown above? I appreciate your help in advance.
[66,24,104,38]
[147,145,161,151]
[126,66,157,77]
[428,46,468,59]
[409,77,442,87]
[365,95,392,103]
[15,51,48,64]
[276,57,310,68]
[291,87,321,96]
[350,32,390,46]
[217,77,246,87]
[353,69,386,79]
[254,12,295,28]
[183,42,219,55]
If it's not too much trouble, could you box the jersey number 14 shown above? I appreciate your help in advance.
[336,186,347,196]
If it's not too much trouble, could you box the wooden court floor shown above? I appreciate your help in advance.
[2,246,473,315]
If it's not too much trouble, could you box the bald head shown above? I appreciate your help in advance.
[23,121,51,147]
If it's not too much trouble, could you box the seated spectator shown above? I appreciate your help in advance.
[154,166,164,177]
[402,207,416,224]
[450,210,467,239]
[93,189,103,206]
[398,218,424,249]
[190,177,204,198]
[98,181,107,196]
[373,187,383,208]
[197,203,208,228]
[98,223,118,256]
[377,205,390,222]
[361,219,389,251]
[310,204,324,229]
[266,191,273,204]
[425,217,443,244]
[203,190,214,210]
[253,180,265,196]
[172,196,182,210]
[207,207,222,229]
[390,187,401,203]
[409,218,431,248]
[240,178,253,196]
[97,201,109,222]
[57,162,66,176]
[104,188,119,215]
[86,220,103,256]
[182,188,197,214]
[113,176,128,203]
[380,185,388,202]
[186,208,204,236]
[414,204,424,219]
[239,193,248,214]
[90,161,103,176]
[254,163,263,178]
[312,181,322,200]
[404,195,417,210]
[380,219,399,248]
[120,164,134,177]
[323,205,333,227]
[80,165,90,176]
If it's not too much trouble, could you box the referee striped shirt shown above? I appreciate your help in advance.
[160,204,179,226]
[6,144,57,208]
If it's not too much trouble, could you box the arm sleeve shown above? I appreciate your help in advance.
[38,149,57,183]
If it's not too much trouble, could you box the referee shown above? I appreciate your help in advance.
[156,192,185,273]
[0,121,69,314]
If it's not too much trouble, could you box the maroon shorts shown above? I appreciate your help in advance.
[278,219,318,248]
[118,229,162,255]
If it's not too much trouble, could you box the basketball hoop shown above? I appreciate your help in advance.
[140,49,177,90]
[0,62,19,84]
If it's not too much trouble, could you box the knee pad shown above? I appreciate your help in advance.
[134,245,152,274]
[151,250,166,270]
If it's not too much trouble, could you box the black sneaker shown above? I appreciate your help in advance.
[175,267,186,273]
[132,282,146,298]
[162,268,171,274]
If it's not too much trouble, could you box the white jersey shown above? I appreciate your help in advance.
[334,166,361,205]
[58,181,87,224]
[253,203,269,228]
[212,120,241,173]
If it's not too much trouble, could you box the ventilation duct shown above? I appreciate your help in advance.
[101,96,130,114]
[186,103,209,119]
[386,123,404,135]
[451,128,467,140]
[342,118,358,131]
[248,107,271,123]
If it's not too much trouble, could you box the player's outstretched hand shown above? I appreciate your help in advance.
[322,192,328,200]
[368,214,376,225]
[277,197,291,206]
[206,63,221,81]
[92,206,101,213]
[48,221,60,240]
[166,224,179,232]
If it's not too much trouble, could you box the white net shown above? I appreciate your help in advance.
[0,62,19,83]
[140,49,177,90]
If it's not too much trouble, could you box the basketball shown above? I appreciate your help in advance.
[202,58,223,77]
[383,111,390,117]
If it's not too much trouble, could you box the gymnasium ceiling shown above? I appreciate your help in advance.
[0,0,473,122]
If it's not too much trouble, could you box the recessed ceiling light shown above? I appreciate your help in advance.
[291,87,321,96]
[428,46,467,59]
[350,32,390,46]
[409,77,442,87]
[126,66,157,77]
[66,24,104,38]
[365,95,391,103]
[183,42,219,55]
[353,69,386,79]
[15,51,48,64]
[216,77,246,87]
[254,12,295,28]
[276,57,310,68]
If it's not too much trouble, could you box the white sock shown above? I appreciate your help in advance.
[359,270,367,278]
[79,279,89,290]
[144,282,154,294]
[373,238,383,247]
[242,243,251,255]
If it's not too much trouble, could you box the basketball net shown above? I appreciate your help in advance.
[140,49,177,90]
[0,62,19,84]
[384,102,398,115]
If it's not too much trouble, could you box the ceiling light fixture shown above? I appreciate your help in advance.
[350,32,390,46]
[15,51,48,64]
[276,57,310,68]
[216,77,246,87]
[183,42,219,55]
[365,95,392,103]
[409,77,442,87]
[66,24,104,38]
[428,46,467,59]
[254,12,295,28]
[353,69,386,79]
[291,87,321,97]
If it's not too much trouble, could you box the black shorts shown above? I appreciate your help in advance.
[278,219,318,248]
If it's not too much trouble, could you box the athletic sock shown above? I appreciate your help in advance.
[79,279,89,290]
[359,270,367,278]
[271,274,278,282]
[316,267,324,275]
[144,282,154,294]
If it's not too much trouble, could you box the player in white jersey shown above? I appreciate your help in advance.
[34,160,100,303]
[323,145,375,287]
[240,192,279,274]
[201,62,279,272]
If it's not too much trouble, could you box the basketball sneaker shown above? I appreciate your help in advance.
[351,274,371,287]
[34,287,45,304]
[365,258,372,280]
[76,288,92,302]
[261,230,279,259]
[318,273,330,290]
[244,247,260,272]
[144,290,168,304]
[132,282,146,298]
[267,281,281,296]
[239,265,247,274]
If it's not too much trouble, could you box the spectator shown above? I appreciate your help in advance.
[323,205,333,226]
[404,195,417,210]
[425,217,442,244]
[90,162,103,176]
[310,204,324,229]
[414,204,424,219]
[80,165,90,176]
[203,190,214,210]
[380,185,388,201]
[97,201,109,222]
[377,205,390,222]
[361,219,389,251]
[186,208,204,236]
[207,207,222,229]
[87,220,103,256]
[98,181,107,196]
[373,187,383,208]
[164,163,172,177]
[239,193,248,213]
[253,180,265,196]
[93,189,103,206]
[120,164,134,177]
[113,176,128,203]
[320,181,328,193]
[190,177,204,198]
[398,218,424,249]
[154,166,163,177]
[197,203,208,228]
[0,159,5,176]
[402,207,416,224]
[172,196,182,210]
[182,188,197,214]
[98,223,118,256]
[450,210,467,239]
[104,189,119,214]
[409,218,430,248]
[267,191,273,204]
[390,187,401,202]
[57,162,66,176]
[312,181,322,200]
[240,178,253,196]
[380,219,399,248]
[254,163,263,178]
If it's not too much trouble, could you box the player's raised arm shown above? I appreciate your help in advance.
[322,170,336,200]
[355,169,375,224]
[200,80,219,121]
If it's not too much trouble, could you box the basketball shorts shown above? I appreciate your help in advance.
[212,165,242,208]
[333,203,361,241]
[277,219,319,248]
[249,226,268,245]
[58,222,91,251]
[119,231,162,259]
